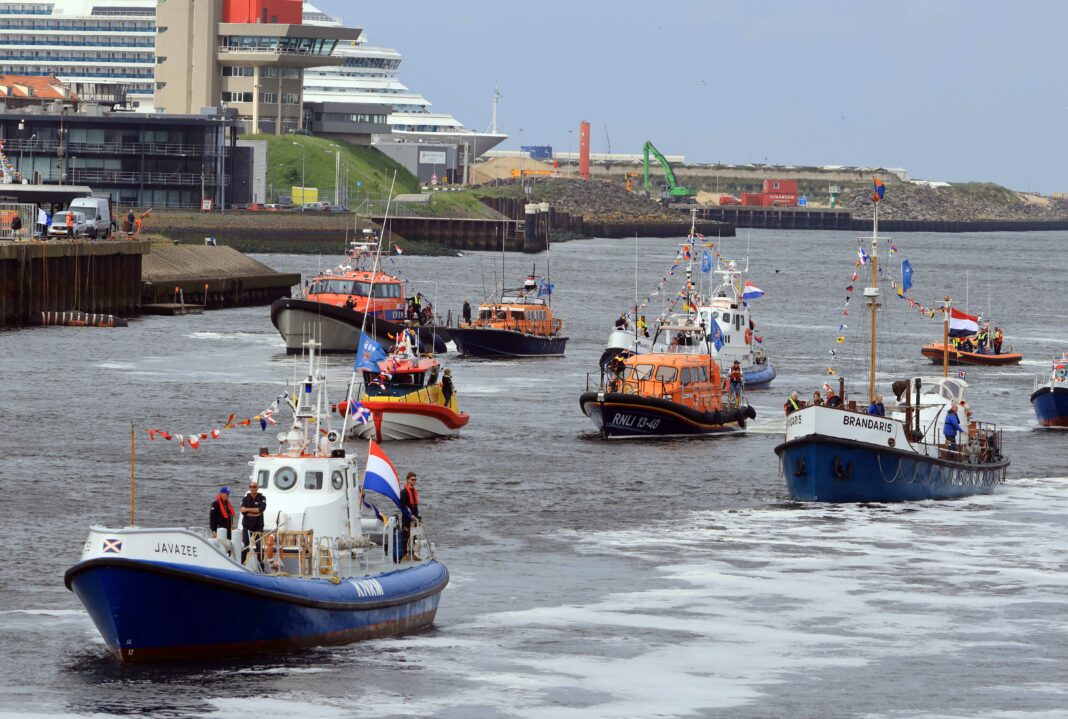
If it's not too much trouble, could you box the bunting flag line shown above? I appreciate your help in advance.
[143,393,290,452]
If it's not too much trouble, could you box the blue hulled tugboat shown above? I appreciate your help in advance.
[64,341,448,662]
[1031,353,1068,427]
[774,184,1009,502]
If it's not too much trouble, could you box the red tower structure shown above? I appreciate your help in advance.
[223,0,302,23]
[578,121,591,181]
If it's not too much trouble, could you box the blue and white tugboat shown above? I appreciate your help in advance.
[774,189,1009,502]
[64,341,448,662]
[1031,352,1068,427]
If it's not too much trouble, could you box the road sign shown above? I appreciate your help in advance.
[798,195,808,207]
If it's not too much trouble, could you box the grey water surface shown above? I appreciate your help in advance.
[1,229,1066,719]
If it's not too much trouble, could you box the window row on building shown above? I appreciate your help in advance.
[222,65,300,79]
[0,50,153,62]
[0,19,154,31]
[0,35,154,48]
[219,36,339,56]
[221,91,300,104]
[0,64,152,78]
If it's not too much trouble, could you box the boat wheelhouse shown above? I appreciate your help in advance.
[450,279,567,358]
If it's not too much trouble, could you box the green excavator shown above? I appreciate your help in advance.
[642,141,698,202]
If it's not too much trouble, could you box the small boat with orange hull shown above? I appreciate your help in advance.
[1031,353,1068,427]
[335,333,468,441]
[451,274,567,358]
[920,343,1022,366]
[580,335,755,439]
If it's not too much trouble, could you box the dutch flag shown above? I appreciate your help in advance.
[742,281,765,300]
[363,440,403,511]
[948,308,979,337]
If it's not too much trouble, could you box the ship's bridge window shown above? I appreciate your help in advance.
[629,363,654,381]
[393,372,426,387]
[510,310,524,320]
[680,367,692,384]
[479,309,494,320]
[304,471,324,490]
[257,469,269,487]
[274,466,297,490]
[698,366,709,382]
[655,365,679,383]
[309,279,356,295]
[722,311,731,323]
[373,283,401,298]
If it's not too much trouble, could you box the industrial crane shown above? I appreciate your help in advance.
[642,141,698,202]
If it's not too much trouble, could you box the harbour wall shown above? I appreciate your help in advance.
[689,206,1068,233]
[0,240,147,328]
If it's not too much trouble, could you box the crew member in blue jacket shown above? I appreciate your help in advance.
[866,394,885,416]
[943,403,963,450]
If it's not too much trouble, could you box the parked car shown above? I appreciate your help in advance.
[48,211,88,238]
[327,205,350,213]
[243,203,266,211]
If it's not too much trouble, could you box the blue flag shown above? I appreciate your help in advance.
[354,333,387,372]
[537,278,554,297]
[700,250,712,273]
[709,320,724,351]
[901,259,914,294]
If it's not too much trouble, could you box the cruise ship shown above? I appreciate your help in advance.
[0,0,156,107]
[302,3,506,156]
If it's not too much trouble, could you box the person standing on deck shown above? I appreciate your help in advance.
[400,472,420,560]
[944,404,963,451]
[728,361,744,408]
[867,394,886,417]
[210,487,235,540]
[784,391,801,415]
[441,369,454,407]
[977,325,989,354]
[994,326,1003,355]
[462,300,471,325]
[240,480,266,567]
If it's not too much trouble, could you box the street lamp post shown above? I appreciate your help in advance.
[71,155,77,184]
[17,118,24,181]
[292,141,305,210]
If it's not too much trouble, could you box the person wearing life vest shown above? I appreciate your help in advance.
[784,390,801,415]
[637,315,649,338]
[209,486,234,540]
[728,361,744,407]
[993,326,1003,355]
[943,403,963,451]
[400,472,420,560]
[976,326,989,354]
[441,368,454,407]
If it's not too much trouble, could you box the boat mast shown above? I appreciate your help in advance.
[867,200,880,403]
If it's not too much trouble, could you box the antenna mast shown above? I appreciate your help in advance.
[488,83,501,134]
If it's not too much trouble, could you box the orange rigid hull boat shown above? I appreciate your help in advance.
[451,276,567,358]
[921,343,1022,366]
[338,356,469,441]
[579,352,755,438]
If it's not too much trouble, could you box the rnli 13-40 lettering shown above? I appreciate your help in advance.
[153,542,198,557]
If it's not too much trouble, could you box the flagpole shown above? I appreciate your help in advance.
[943,296,951,379]
[868,196,879,404]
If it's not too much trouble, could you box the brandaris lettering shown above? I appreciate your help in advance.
[841,415,893,433]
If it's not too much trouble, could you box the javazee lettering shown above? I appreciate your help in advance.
[153,542,199,557]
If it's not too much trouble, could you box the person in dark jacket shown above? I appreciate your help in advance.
[943,403,963,451]
[462,300,471,325]
[867,394,886,416]
[784,391,801,415]
[240,480,267,566]
[209,486,234,540]
[441,368,454,406]
[400,472,420,560]
[825,389,843,408]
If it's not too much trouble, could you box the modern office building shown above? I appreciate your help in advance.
[0,0,156,108]
[153,0,359,135]
[0,102,242,209]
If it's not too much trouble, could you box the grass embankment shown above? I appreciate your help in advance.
[395,191,506,219]
[242,134,420,201]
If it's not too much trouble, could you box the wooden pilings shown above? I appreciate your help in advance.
[0,240,148,328]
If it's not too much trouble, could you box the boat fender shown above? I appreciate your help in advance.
[744,328,753,345]
[832,456,853,481]
[737,411,746,428]
[745,405,757,420]
[793,458,807,478]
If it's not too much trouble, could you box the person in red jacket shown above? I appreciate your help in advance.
[209,487,234,540]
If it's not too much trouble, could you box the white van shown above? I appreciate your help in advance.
[48,211,88,238]
[68,196,111,238]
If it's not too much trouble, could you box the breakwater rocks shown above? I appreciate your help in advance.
[843,182,1068,222]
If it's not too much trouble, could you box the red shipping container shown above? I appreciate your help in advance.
[762,179,798,195]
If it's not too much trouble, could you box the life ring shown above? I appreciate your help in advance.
[622,383,636,395]
[744,328,753,345]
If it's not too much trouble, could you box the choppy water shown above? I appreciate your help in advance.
[2,229,1067,718]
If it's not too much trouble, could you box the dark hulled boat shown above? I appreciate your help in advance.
[451,277,567,358]
[1031,354,1068,427]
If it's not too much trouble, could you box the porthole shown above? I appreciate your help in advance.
[331,470,345,490]
[274,466,297,490]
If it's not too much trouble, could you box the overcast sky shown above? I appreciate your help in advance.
[316,1,1067,193]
